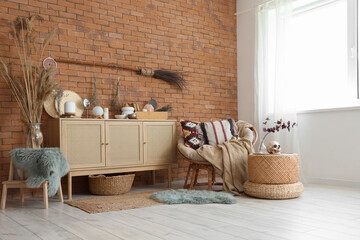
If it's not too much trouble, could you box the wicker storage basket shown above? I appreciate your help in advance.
[248,153,300,184]
[89,174,135,195]
[244,181,304,199]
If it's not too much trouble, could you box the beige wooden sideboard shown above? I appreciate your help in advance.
[45,119,177,200]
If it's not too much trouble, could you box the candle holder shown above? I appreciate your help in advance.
[83,99,90,118]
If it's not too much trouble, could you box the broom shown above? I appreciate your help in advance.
[55,59,186,90]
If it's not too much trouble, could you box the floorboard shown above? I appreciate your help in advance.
[0,182,359,240]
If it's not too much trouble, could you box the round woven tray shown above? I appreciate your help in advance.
[244,181,304,199]
[248,153,300,184]
[89,174,135,195]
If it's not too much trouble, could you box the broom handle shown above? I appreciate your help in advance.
[55,58,138,72]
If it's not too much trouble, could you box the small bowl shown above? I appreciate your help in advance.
[114,114,126,119]
[121,107,134,112]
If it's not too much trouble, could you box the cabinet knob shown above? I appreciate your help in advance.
[101,143,105,145]
[105,143,109,145]
[144,142,147,144]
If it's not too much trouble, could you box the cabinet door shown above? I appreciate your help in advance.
[143,122,176,165]
[105,122,143,166]
[61,121,105,169]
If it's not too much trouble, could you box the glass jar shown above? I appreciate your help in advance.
[26,123,43,149]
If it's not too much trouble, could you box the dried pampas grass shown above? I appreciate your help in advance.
[0,15,58,147]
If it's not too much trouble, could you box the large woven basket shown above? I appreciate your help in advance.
[248,153,300,184]
[244,181,304,199]
[89,174,135,195]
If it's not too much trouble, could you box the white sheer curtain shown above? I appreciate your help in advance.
[255,0,299,153]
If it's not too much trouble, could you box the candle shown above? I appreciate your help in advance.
[64,101,75,115]
[104,108,109,119]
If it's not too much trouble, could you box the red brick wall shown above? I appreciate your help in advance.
[0,0,237,197]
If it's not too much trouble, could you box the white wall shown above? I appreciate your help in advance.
[236,0,360,186]
[236,9,255,124]
[237,0,267,11]
[298,108,360,185]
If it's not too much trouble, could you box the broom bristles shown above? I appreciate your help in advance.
[153,70,185,89]
[136,69,185,90]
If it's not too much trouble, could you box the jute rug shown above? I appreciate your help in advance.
[65,192,162,214]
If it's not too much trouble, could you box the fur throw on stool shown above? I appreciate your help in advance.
[9,148,69,197]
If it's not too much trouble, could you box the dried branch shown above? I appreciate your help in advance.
[111,77,121,112]
[90,74,99,106]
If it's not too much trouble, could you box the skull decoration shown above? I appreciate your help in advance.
[266,141,281,154]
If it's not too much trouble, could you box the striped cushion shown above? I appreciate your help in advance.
[196,119,238,146]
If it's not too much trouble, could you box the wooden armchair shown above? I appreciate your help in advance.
[178,124,257,191]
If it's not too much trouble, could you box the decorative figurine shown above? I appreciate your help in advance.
[266,141,281,154]
[143,103,154,112]
[92,106,104,119]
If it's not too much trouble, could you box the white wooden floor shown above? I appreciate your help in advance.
[0,182,360,240]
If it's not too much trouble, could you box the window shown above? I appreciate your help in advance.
[285,0,359,110]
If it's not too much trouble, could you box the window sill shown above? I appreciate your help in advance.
[297,105,360,114]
